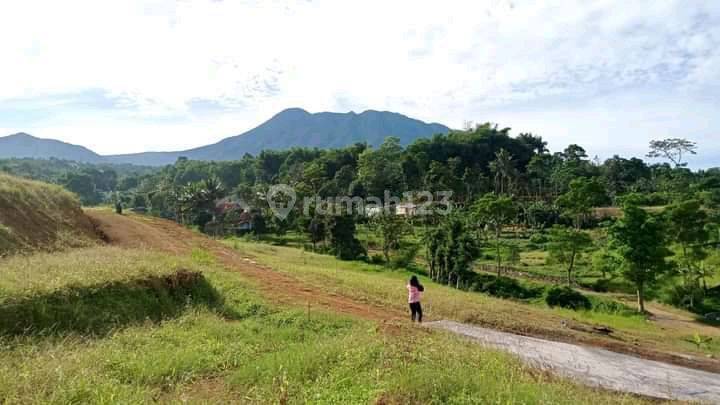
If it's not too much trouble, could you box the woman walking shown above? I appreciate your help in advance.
[407,275,424,323]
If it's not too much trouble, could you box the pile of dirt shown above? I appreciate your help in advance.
[0,173,102,256]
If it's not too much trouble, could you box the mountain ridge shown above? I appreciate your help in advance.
[0,132,105,163]
[1,109,450,166]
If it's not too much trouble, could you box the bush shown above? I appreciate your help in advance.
[529,233,548,245]
[588,297,636,316]
[590,278,611,293]
[545,286,591,310]
[369,253,385,265]
[391,244,420,269]
[667,285,705,311]
[470,275,543,300]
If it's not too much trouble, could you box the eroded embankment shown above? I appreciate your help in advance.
[0,173,102,255]
[0,270,220,337]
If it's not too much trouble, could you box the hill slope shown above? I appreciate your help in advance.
[0,173,100,255]
[106,109,451,165]
[0,133,104,163]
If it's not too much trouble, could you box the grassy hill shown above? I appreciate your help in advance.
[0,173,99,255]
[0,244,649,404]
[0,211,656,403]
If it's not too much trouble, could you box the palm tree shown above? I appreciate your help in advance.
[489,149,516,195]
[175,176,225,225]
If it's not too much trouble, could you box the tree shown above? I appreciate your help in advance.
[176,176,225,227]
[489,149,516,195]
[550,145,596,194]
[666,199,709,303]
[523,201,559,230]
[424,161,460,199]
[556,177,608,229]
[609,198,674,312]
[505,242,521,267]
[306,215,327,251]
[63,172,101,205]
[473,193,517,275]
[591,248,621,280]
[372,211,411,264]
[357,137,405,197]
[547,225,592,286]
[600,156,650,198]
[328,215,366,260]
[251,211,267,238]
[301,161,328,195]
[424,215,480,288]
[517,133,547,155]
[647,138,697,168]
[549,177,608,286]
[527,154,557,198]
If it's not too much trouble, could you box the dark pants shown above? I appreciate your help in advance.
[409,302,423,322]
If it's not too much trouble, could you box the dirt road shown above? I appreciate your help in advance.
[87,210,402,322]
[429,320,720,403]
[88,210,720,400]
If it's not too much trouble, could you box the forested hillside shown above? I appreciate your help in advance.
[0,158,157,205]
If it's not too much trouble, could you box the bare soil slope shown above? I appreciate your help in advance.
[0,174,99,256]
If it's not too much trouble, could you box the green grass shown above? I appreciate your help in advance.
[0,247,188,296]
[0,245,653,404]
[226,239,720,359]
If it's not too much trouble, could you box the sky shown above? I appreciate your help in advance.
[0,0,718,167]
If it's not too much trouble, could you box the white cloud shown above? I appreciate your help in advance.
[0,0,718,160]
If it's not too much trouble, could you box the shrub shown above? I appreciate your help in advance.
[391,244,419,269]
[470,275,543,300]
[369,253,385,265]
[588,297,636,316]
[529,232,548,245]
[667,285,704,310]
[590,278,611,292]
[545,286,591,310]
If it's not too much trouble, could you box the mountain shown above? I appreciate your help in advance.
[2,109,450,166]
[0,133,104,163]
[104,109,450,165]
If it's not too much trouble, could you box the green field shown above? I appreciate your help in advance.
[225,238,720,360]
[0,244,654,404]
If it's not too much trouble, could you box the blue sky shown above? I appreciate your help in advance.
[0,0,718,167]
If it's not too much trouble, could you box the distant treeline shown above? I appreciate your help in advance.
[1,124,719,210]
[0,158,156,205]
